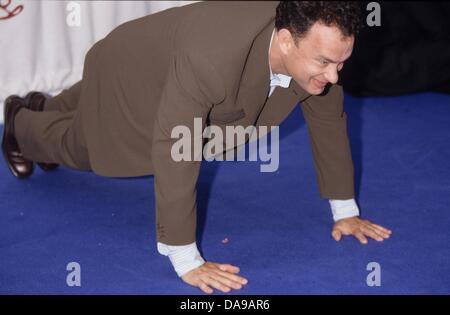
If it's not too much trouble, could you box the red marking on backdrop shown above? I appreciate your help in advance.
[0,0,23,20]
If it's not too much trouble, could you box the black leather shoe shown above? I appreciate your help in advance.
[1,96,34,178]
[24,91,59,171]
[25,91,47,112]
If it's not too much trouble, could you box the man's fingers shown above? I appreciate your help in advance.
[212,269,247,287]
[332,229,342,241]
[361,225,384,242]
[199,281,214,294]
[218,264,240,274]
[210,270,244,290]
[331,219,391,245]
[354,231,368,244]
[367,224,391,239]
[370,223,392,236]
[182,263,248,294]
[204,275,232,293]
[363,222,391,238]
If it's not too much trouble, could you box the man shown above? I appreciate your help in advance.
[2,1,392,294]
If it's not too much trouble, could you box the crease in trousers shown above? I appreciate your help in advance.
[14,81,92,171]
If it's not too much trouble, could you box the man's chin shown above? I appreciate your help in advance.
[296,81,326,95]
[306,86,325,95]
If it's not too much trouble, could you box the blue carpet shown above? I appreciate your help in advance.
[1,92,449,294]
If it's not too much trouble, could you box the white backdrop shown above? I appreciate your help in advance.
[0,0,198,123]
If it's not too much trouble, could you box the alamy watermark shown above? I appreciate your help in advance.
[66,1,81,27]
[366,2,381,27]
[66,261,81,287]
[65,2,382,28]
[366,262,381,287]
[170,118,279,172]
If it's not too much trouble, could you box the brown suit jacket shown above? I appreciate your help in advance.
[77,1,355,245]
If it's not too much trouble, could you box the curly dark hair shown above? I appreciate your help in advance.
[275,1,364,41]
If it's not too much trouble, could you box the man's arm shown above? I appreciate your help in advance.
[300,84,355,199]
[151,51,214,246]
[151,51,247,293]
[300,84,392,243]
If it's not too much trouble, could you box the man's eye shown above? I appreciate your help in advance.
[320,59,328,65]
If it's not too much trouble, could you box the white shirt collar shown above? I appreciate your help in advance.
[268,28,292,89]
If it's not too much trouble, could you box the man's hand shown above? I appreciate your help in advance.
[181,262,248,294]
[332,216,392,244]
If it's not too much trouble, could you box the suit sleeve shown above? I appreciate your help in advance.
[151,51,225,245]
[299,84,355,199]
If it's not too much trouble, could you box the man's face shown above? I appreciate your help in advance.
[279,22,354,95]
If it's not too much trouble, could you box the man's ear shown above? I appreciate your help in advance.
[277,28,295,55]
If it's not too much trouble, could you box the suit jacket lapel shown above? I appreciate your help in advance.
[235,20,274,122]
[255,69,311,129]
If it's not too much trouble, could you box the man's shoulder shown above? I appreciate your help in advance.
[182,1,278,19]
[175,1,277,46]
[174,1,278,77]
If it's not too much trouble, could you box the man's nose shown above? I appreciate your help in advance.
[324,67,339,84]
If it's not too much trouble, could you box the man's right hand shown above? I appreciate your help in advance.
[181,262,248,294]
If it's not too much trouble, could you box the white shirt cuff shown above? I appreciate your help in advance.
[329,198,360,221]
[157,241,205,277]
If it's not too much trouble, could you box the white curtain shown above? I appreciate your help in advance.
[0,0,198,123]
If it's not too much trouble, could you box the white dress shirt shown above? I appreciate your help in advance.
[158,28,359,277]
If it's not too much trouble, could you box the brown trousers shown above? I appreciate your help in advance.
[15,81,92,171]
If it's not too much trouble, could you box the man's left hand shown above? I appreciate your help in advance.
[332,216,392,244]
